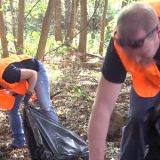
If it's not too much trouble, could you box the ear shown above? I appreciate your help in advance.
[158,25,160,38]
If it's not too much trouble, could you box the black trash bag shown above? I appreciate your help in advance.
[23,103,89,160]
[145,103,160,160]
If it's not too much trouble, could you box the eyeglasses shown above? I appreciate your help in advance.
[115,26,158,48]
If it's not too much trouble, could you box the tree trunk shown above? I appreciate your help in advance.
[0,0,9,57]
[17,0,24,55]
[54,0,63,42]
[78,0,87,62]
[36,0,55,61]
[66,0,79,44]
[99,0,108,55]
[64,0,71,40]
[9,0,17,51]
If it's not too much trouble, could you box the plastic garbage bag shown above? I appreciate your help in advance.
[144,103,160,160]
[23,103,89,160]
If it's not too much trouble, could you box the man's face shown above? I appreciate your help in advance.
[117,25,160,65]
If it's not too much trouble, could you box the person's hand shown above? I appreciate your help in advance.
[35,145,54,160]
[24,90,33,104]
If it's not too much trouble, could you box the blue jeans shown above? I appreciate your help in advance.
[120,87,160,160]
[7,61,59,146]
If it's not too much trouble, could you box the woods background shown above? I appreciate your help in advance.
[0,0,158,159]
[0,0,155,60]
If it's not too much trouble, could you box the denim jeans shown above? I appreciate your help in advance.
[120,87,160,160]
[7,61,59,146]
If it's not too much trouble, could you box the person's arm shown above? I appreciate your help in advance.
[20,69,37,92]
[88,75,122,160]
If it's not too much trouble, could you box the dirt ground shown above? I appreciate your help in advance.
[0,53,131,160]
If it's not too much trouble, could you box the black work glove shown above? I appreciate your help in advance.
[24,91,32,104]
[35,145,54,160]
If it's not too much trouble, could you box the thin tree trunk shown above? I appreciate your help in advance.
[99,0,108,55]
[54,0,63,42]
[0,0,9,57]
[64,0,71,40]
[9,0,17,51]
[78,0,87,61]
[66,0,79,44]
[36,0,55,61]
[17,0,24,55]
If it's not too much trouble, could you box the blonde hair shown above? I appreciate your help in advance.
[117,2,159,41]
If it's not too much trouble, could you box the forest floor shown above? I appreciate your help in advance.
[0,51,131,160]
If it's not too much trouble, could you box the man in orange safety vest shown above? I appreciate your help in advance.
[88,2,160,160]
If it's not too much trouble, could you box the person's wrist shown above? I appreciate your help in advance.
[26,90,33,95]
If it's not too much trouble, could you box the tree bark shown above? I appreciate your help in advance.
[9,0,17,51]
[78,0,87,61]
[66,0,79,44]
[64,0,71,40]
[36,0,55,61]
[54,0,63,42]
[0,0,9,57]
[17,0,24,55]
[99,0,108,55]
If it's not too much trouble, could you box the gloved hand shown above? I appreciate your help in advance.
[24,91,32,104]
[35,145,54,160]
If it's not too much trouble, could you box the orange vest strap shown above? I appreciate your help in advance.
[114,39,160,97]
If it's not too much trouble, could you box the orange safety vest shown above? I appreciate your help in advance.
[0,54,30,110]
[114,3,160,98]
